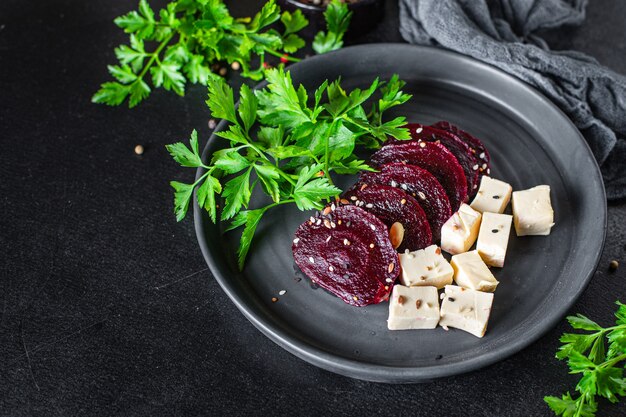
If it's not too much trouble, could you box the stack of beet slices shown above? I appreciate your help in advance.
[292,122,491,306]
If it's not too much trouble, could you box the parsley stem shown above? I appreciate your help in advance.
[265,48,301,63]
[600,353,626,369]
[137,33,174,83]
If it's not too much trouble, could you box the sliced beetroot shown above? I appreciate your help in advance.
[431,121,491,176]
[359,163,452,242]
[342,184,432,252]
[370,141,468,212]
[292,205,399,307]
[406,123,480,198]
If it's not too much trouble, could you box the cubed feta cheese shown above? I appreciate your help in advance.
[398,245,454,289]
[476,212,512,268]
[439,285,494,337]
[470,176,513,214]
[387,285,440,330]
[441,204,482,255]
[450,250,499,292]
[512,185,555,236]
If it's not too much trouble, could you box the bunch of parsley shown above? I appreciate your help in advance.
[92,0,351,108]
[166,68,411,269]
[545,301,626,416]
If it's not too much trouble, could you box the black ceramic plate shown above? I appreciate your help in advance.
[194,44,606,383]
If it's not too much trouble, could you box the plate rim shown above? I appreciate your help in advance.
[194,43,607,383]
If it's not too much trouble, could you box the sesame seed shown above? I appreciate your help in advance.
[472,164,479,170]
[492,195,500,199]
[366,203,373,208]
[440,293,445,300]
[310,216,315,223]
[330,222,336,228]
[343,238,350,245]
[419,142,426,148]
[391,180,398,187]
[337,220,342,225]
[415,299,422,309]
[441,325,449,331]
[388,262,395,273]
[385,278,392,283]
[315,219,321,225]
[309,257,314,263]
[134,144,144,155]
[353,296,358,301]
[482,163,487,169]
[492,229,499,233]
[328,266,334,272]
[416,127,423,133]
[324,219,331,229]
[322,206,331,215]
[279,290,286,295]
[401,184,408,190]
[610,260,619,271]
[350,196,357,201]
[208,119,217,129]
[418,191,426,200]
[400,198,406,205]
[331,203,336,211]
[369,243,375,248]
[325,236,331,242]
[230,61,241,70]
[397,295,405,305]
[293,238,299,244]
[479,152,485,159]
[370,224,376,231]
[271,297,278,302]
[360,184,368,191]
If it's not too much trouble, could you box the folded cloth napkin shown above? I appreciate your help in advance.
[399,0,626,200]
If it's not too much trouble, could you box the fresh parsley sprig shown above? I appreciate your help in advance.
[545,301,626,417]
[93,0,351,108]
[166,68,411,269]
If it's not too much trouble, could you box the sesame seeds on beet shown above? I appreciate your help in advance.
[342,184,432,252]
[359,163,452,242]
[292,205,400,307]
[370,141,468,212]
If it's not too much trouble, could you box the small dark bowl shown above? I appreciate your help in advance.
[277,0,386,39]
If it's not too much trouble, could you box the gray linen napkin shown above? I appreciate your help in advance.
[399,0,626,200]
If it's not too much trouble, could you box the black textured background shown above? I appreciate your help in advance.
[1,1,625,416]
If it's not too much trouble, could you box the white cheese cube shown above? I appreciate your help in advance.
[439,285,494,338]
[450,250,499,292]
[387,285,440,330]
[512,185,555,236]
[476,212,512,268]
[441,204,482,255]
[398,245,454,289]
[470,176,513,214]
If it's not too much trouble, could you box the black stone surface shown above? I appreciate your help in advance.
[0,1,625,416]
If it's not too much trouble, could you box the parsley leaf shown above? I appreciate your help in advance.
[167,71,410,269]
[546,302,626,416]
[94,0,352,107]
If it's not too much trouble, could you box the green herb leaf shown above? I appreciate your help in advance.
[228,208,267,270]
[165,130,203,168]
[207,76,237,124]
[92,82,131,106]
[197,174,222,223]
[221,168,252,220]
[281,10,308,35]
[238,84,258,133]
[547,301,626,416]
[171,181,195,222]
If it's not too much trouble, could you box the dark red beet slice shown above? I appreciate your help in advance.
[406,123,480,198]
[292,205,399,307]
[359,163,452,242]
[342,184,432,252]
[431,121,491,176]
[370,141,468,212]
